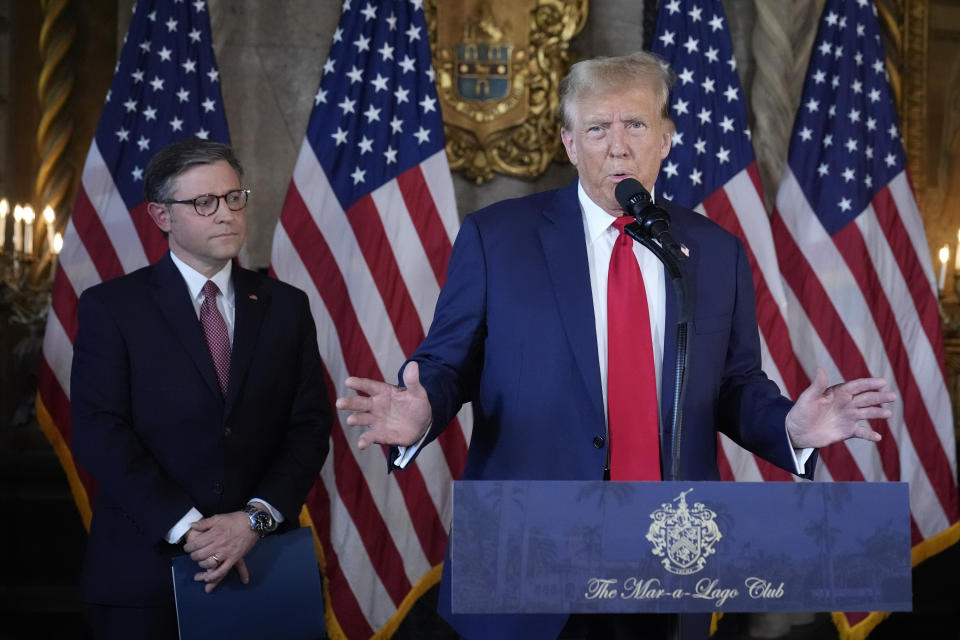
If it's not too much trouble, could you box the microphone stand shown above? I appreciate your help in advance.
[623,220,691,482]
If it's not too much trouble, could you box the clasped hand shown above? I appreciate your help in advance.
[183,511,259,593]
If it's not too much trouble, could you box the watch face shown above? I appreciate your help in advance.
[244,505,276,535]
[255,511,275,532]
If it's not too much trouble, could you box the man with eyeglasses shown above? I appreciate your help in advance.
[71,137,331,639]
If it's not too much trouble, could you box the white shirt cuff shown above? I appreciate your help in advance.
[166,507,203,544]
[792,447,815,475]
[394,427,432,469]
[248,498,284,523]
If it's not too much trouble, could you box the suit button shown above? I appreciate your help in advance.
[213,481,223,495]
[223,426,232,436]
[593,436,605,449]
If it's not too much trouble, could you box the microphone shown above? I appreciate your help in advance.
[614,178,689,262]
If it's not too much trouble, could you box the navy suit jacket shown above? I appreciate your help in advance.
[402,181,808,639]
[71,252,331,606]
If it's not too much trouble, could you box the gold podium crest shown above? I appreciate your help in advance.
[426,0,588,183]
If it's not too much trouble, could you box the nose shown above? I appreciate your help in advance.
[212,200,241,222]
[608,127,629,157]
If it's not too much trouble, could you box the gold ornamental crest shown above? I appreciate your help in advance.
[646,489,723,576]
[425,0,588,183]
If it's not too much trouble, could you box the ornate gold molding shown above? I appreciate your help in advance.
[878,0,928,212]
[426,0,587,183]
[36,0,74,279]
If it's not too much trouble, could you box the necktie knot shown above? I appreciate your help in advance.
[202,279,221,300]
[612,216,635,247]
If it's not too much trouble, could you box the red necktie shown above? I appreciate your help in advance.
[607,216,660,480]
[200,280,231,395]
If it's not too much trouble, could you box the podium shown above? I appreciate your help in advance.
[451,481,911,614]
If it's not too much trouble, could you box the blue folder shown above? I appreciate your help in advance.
[172,526,326,639]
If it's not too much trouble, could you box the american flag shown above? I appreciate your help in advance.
[651,0,805,482]
[37,0,230,527]
[772,0,959,634]
[269,1,469,637]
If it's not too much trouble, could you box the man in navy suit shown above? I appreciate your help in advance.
[71,138,331,639]
[336,53,895,639]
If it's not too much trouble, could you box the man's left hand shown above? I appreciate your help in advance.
[786,367,897,450]
[183,512,258,593]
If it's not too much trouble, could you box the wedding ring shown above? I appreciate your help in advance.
[211,554,221,565]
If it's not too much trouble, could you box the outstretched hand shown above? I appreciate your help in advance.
[336,361,432,449]
[786,367,896,450]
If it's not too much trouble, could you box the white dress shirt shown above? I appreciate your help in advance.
[164,253,283,544]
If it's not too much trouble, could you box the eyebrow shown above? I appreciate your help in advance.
[582,113,645,127]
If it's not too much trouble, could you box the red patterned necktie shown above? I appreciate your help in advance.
[607,216,661,480]
[200,280,231,395]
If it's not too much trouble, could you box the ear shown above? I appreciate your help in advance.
[146,202,172,233]
[659,120,674,161]
[560,128,578,167]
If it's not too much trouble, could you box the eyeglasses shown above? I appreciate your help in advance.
[159,189,250,216]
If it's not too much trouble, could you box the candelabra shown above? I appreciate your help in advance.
[0,198,62,324]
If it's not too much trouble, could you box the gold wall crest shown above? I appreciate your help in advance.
[426,0,588,183]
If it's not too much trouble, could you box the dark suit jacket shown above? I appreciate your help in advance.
[71,252,330,607]
[401,180,809,639]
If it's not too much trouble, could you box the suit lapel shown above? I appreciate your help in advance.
[224,266,268,417]
[149,253,223,399]
[538,181,605,425]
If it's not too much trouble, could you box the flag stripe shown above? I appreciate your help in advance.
[836,219,958,519]
[303,479,376,640]
[871,185,947,380]
[345,194,426,356]
[271,224,437,584]
[397,165,452,285]
[79,143,151,272]
[286,164,451,562]
[280,185,448,581]
[771,209,873,482]
[70,187,125,282]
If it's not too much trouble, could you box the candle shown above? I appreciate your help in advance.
[12,204,22,253]
[955,229,960,272]
[43,206,56,254]
[0,198,8,252]
[938,245,949,291]
[22,205,35,255]
[52,232,63,255]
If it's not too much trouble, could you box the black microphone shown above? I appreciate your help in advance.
[614,178,689,262]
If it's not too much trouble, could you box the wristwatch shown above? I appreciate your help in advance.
[242,503,278,538]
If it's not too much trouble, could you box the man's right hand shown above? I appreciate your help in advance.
[337,361,432,449]
[336,361,432,449]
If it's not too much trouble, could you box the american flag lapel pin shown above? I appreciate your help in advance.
[249,294,258,301]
